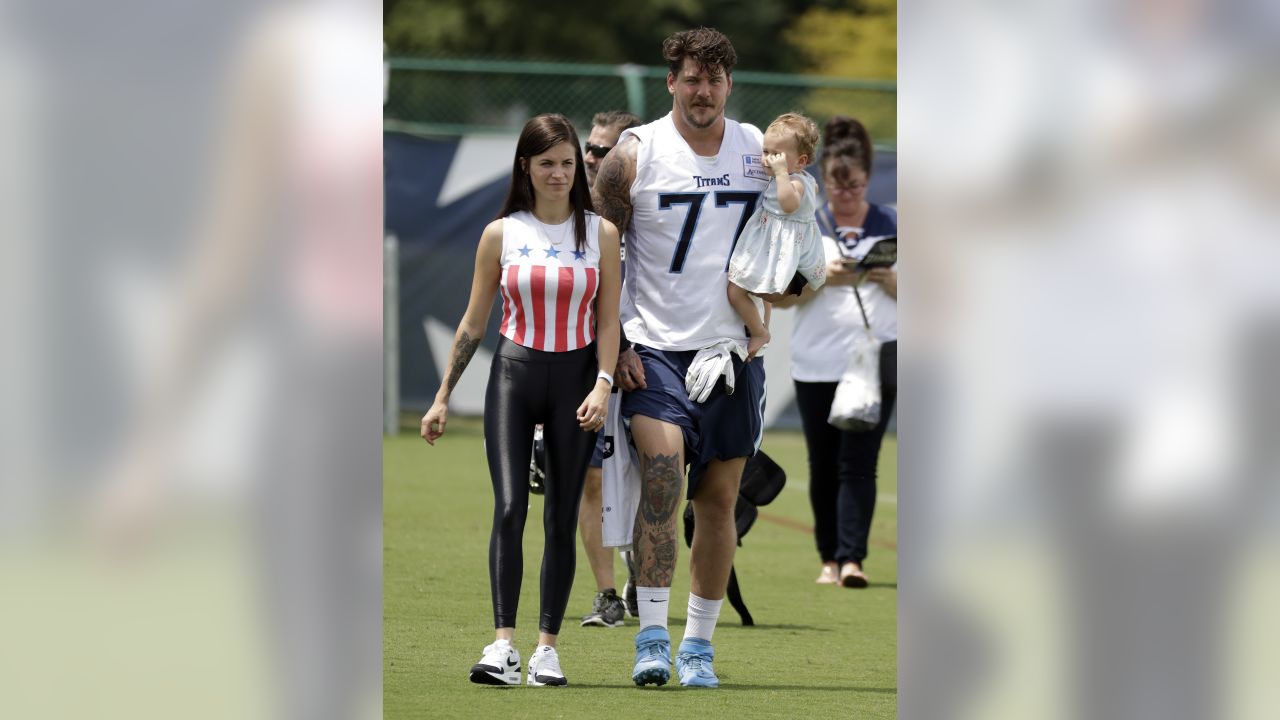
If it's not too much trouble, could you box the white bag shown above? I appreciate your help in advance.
[600,391,641,549]
[828,284,882,431]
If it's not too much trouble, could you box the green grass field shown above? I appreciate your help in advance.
[385,418,897,719]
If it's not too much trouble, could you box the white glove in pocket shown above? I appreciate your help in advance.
[684,340,747,403]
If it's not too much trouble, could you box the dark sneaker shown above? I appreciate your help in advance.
[580,589,625,628]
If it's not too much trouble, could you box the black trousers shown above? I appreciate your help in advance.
[794,341,897,566]
[483,338,596,634]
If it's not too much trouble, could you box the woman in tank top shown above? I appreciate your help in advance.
[420,114,621,687]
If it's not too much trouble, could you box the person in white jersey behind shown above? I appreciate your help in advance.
[577,110,645,629]
[591,27,769,689]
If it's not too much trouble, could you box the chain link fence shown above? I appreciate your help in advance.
[385,58,895,146]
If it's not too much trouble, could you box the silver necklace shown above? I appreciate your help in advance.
[536,215,573,247]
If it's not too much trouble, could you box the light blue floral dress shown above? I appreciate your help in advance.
[728,171,825,294]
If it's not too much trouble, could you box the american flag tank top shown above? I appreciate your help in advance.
[497,211,601,352]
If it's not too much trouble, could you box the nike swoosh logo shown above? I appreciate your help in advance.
[506,658,519,667]
[647,598,667,603]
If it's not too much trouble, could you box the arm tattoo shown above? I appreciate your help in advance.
[633,450,683,586]
[444,331,480,394]
[591,138,635,234]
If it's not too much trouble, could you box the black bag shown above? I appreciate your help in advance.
[739,449,786,506]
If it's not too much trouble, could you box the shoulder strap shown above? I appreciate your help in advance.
[816,203,839,238]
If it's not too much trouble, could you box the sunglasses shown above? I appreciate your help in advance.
[584,143,612,159]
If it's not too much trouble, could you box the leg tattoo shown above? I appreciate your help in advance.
[633,451,682,586]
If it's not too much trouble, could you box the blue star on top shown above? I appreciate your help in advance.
[517,245,532,257]
[572,249,587,261]
[544,247,560,259]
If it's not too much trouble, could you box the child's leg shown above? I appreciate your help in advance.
[727,282,771,360]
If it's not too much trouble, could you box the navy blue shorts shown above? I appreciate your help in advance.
[620,345,765,498]
[588,427,607,468]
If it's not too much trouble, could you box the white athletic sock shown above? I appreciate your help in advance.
[683,593,724,642]
[636,587,670,631]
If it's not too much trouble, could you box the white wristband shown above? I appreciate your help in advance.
[597,370,614,387]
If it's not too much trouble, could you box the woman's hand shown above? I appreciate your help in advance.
[824,258,860,287]
[576,382,610,432]
[421,401,448,445]
[864,267,897,299]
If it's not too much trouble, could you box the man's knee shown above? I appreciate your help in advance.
[631,415,684,455]
[695,459,745,504]
[691,493,735,526]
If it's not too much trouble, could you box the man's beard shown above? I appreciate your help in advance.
[684,102,719,129]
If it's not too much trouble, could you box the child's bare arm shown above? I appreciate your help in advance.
[776,175,803,214]
[764,152,803,214]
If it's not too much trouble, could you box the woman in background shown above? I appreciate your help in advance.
[773,116,897,588]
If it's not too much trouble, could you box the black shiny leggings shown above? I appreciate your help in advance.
[484,338,596,635]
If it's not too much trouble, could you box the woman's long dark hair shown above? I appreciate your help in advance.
[820,115,874,185]
[497,114,595,251]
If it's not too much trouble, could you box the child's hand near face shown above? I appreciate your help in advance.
[764,151,790,176]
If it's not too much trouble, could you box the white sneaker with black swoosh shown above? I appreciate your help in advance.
[469,639,521,685]
[526,645,568,686]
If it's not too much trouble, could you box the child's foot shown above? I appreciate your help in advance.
[746,329,770,361]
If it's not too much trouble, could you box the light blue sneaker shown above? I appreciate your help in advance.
[631,625,671,686]
[675,637,719,688]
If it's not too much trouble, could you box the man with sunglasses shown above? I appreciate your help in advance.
[577,109,644,630]
[583,110,642,188]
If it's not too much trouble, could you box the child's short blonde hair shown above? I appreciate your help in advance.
[767,112,819,160]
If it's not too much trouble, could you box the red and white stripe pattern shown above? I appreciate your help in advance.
[497,212,601,352]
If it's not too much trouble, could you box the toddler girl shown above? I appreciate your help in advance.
[727,112,826,358]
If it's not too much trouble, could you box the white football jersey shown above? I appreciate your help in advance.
[619,113,769,351]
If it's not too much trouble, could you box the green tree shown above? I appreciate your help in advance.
[784,0,896,80]
[384,0,825,73]
[782,0,896,141]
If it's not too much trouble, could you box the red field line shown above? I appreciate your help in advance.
[756,510,897,551]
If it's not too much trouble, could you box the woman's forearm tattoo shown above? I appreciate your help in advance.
[445,331,480,393]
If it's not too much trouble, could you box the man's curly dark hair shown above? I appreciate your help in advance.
[662,27,738,78]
